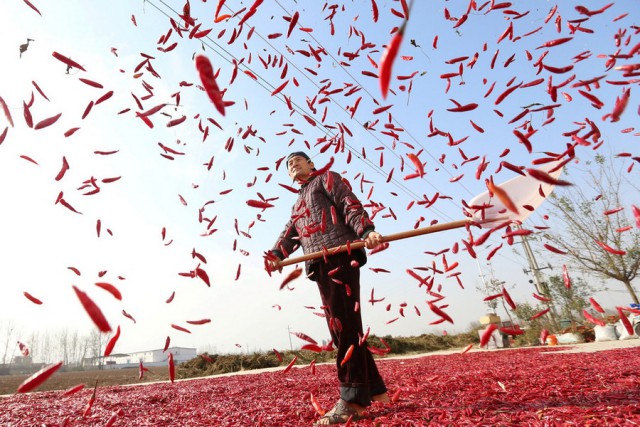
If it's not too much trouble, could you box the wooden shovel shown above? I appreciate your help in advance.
[275,162,563,268]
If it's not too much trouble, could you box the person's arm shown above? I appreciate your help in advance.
[323,171,380,247]
[270,216,300,261]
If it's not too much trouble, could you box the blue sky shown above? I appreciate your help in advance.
[0,0,638,359]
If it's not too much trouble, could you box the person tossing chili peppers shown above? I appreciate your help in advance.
[266,151,389,425]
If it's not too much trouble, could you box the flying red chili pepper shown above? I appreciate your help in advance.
[52,51,86,71]
[171,324,192,334]
[195,54,226,115]
[292,331,317,344]
[486,178,518,214]
[616,307,635,335]
[586,298,605,314]
[529,308,550,320]
[340,344,355,367]
[168,352,175,383]
[283,356,298,374]
[301,344,323,353]
[72,286,112,333]
[427,301,454,324]
[543,243,568,254]
[247,199,275,209]
[23,291,43,305]
[279,268,303,290]
[34,113,62,130]
[62,383,85,396]
[540,329,549,345]
[562,265,571,289]
[104,325,121,357]
[583,309,606,326]
[632,205,640,228]
[502,286,516,310]
[17,361,63,393]
[480,324,498,347]
[379,21,407,99]
[94,282,122,301]
[595,240,626,256]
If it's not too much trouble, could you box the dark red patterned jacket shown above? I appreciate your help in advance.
[271,171,375,276]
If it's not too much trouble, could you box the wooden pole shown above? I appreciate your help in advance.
[276,218,473,268]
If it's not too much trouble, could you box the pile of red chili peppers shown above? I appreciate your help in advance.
[1,346,638,426]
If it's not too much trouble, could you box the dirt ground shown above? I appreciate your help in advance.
[0,366,170,396]
[2,338,638,397]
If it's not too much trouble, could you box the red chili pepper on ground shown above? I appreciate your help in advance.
[310,393,325,416]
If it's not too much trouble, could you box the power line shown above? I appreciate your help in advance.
[146,0,462,222]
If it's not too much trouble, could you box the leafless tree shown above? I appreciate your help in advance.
[0,321,18,365]
[543,155,640,304]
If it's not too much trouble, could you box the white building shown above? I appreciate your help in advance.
[86,347,197,369]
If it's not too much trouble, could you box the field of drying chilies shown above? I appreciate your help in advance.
[1,0,639,426]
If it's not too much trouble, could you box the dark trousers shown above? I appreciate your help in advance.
[311,253,387,407]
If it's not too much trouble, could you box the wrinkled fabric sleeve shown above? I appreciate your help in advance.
[323,171,374,238]
[271,215,299,260]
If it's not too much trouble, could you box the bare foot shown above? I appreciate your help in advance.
[372,392,390,403]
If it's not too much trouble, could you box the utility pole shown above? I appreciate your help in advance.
[287,325,293,351]
[516,224,560,329]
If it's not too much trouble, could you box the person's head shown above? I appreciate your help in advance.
[286,151,315,182]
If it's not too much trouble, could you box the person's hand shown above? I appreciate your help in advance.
[364,231,383,249]
[263,252,282,275]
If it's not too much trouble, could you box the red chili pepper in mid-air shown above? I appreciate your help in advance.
[562,265,571,289]
[583,309,606,326]
[168,352,175,383]
[480,324,498,347]
[340,344,355,366]
[17,361,63,393]
[595,240,626,256]
[195,54,226,115]
[279,268,303,290]
[52,51,86,72]
[530,308,551,320]
[72,286,112,333]
[283,356,298,374]
[104,325,121,357]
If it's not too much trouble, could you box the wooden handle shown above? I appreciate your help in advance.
[275,218,473,268]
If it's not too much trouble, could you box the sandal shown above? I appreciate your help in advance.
[313,399,365,425]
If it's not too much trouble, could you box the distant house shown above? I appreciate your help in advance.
[84,347,197,369]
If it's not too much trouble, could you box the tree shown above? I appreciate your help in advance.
[543,155,640,304]
[546,274,595,324]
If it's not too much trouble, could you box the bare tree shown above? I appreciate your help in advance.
[543,155,640,304]
[0,321,17,365]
